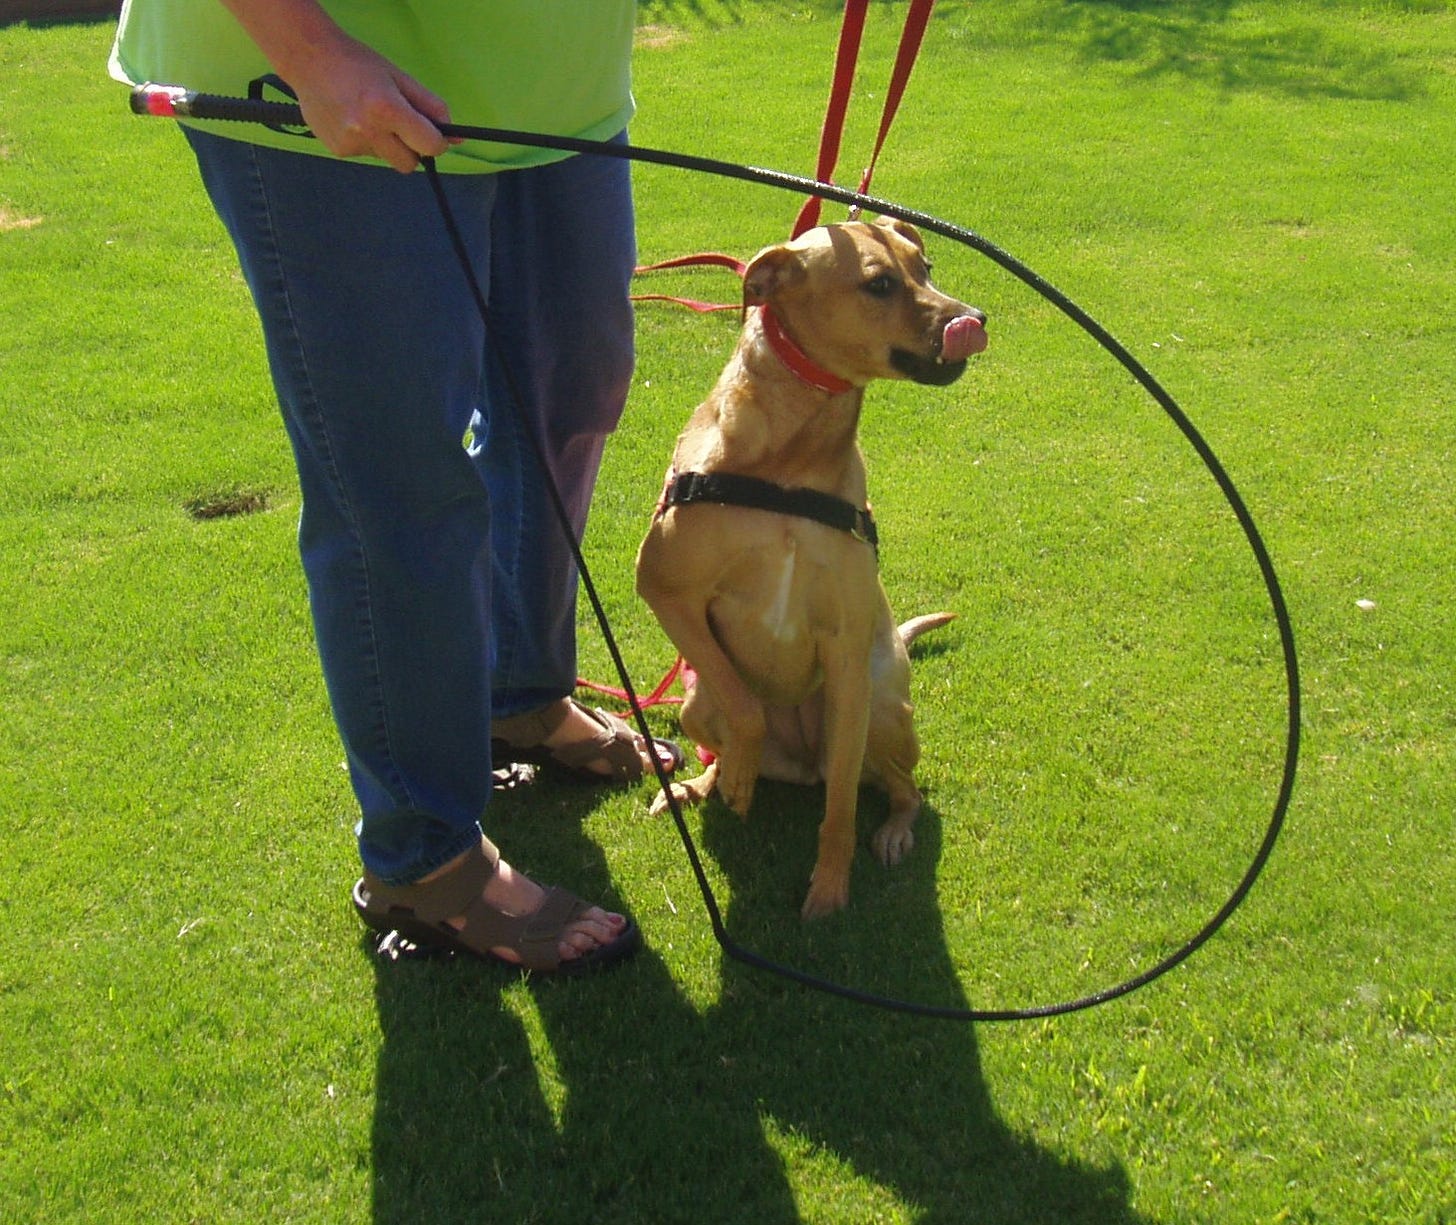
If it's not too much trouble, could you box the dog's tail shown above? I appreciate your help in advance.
[898,611,956,647]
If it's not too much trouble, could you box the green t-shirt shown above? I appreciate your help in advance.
[110,0,636,172]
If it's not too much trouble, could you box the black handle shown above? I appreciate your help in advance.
[131,84,306,128]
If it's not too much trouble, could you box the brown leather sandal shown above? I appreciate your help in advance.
[352,836,641,976]
[491,698,684,784]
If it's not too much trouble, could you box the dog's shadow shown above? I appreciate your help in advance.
[367,781,1151,1224]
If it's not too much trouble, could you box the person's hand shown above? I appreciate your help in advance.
[218,0,455,173]
[287,29,454,173]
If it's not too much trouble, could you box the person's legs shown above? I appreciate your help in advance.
[184,130,639,966]
[471,137,638,718]
[186,130,497,885]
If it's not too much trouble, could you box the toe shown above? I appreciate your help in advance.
[557,907,628,962]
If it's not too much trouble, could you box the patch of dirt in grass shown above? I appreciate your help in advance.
[636,23,687,49]
[0,206,43,232]
[184,488,272,520]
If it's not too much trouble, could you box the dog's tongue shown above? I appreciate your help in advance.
[941,315,987,363]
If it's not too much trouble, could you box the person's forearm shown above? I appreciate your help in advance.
[215,0,349,89]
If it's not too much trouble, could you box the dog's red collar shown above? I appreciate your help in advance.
[757,305,855,395]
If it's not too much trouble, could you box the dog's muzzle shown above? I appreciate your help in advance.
[891,311,987,386]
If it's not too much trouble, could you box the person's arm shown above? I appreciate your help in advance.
[217,0,452,172]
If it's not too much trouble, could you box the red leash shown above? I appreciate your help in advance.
[577,652,689,708]
[786,0,871,239]
[628,251,746,314]
[793,0,935,236]
[633,0,937,307]
[593,0,938,711]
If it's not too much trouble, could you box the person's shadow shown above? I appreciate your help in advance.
[367,777,1152,1224]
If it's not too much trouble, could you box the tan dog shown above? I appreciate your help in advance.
[635,217,987,918]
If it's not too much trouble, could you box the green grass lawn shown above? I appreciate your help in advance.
[2,3,1452,1221]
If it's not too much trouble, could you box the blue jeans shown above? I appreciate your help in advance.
[184,129,636,884]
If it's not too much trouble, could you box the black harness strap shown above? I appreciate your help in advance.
[660,470,879,555]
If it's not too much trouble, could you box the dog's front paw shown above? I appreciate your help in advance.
[871,817,916,867]
[715,754,758,818]
[797,850,850,920]
[800,870,850,920]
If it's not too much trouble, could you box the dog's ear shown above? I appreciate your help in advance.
[743,244,805,306]
[873,215,926,253]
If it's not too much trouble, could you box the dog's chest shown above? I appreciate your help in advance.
[707,527,869,706]
[711,534,813,645]
[760,542,801,641]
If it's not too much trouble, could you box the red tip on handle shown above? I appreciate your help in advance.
[131,84,188,119]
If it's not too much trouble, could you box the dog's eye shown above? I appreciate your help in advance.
[862,274,899,298]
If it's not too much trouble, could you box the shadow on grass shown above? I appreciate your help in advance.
[367,781,1150,1223]
[1045,0,1424,102]
[639,0,1427,104]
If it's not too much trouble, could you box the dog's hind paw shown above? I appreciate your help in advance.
[648,763,719,815]
[871,817,916,867]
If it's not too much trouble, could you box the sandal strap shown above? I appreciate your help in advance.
[544,706,643,782]
[491,700,572,749]
[492,699,652,783]
[457,885,590,972]
[360,835,501,925]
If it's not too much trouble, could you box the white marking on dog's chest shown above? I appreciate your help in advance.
[760,542,800,641]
